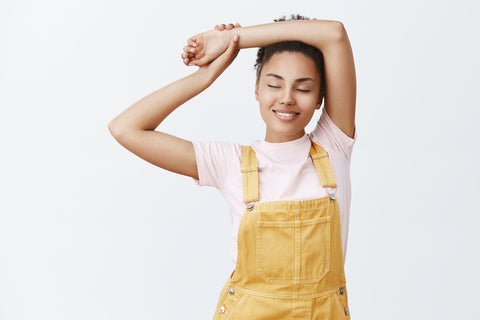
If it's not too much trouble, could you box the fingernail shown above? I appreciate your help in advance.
[233,34,239,41]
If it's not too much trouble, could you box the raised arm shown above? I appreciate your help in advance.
[184,20,356,138]
[108,35,240,179]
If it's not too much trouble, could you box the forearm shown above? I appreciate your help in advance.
[232,19,345,51]
[109,69,213,134]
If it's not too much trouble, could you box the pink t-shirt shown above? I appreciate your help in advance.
[192,109,357,265]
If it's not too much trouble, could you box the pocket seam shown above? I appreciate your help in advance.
[256,217,331,283]
[223,293,248,320]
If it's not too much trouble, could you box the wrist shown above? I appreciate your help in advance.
[193,67,217,88]
[224,28,235,42]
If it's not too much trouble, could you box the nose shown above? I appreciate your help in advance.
[280,88,295,106]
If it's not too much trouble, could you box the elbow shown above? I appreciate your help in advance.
[332,21,348,41]
[108,120,144,143]
[314,20,346,43]
[108,119,124,139]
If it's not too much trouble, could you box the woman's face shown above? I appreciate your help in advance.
[255,51,323,143]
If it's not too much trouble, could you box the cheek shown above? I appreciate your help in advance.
[299,94,320,107]
[258,93,275,108]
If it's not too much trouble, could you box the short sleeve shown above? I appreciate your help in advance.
[191,141,240,189]
[309,109,357,160]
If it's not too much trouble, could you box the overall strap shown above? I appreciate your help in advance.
[309,142,337,188]
[240,145,260,204]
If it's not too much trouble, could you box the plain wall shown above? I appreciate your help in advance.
[1,0,479,319]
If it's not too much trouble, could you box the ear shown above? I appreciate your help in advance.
[255,81,259,101]
[315,95,324,110]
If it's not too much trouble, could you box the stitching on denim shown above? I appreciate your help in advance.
[250,197,336,211]
[256,223,262,282]
[223,294,248,320]
[305,299,311,320]
[226,295,249,320]
[294,206,301,298]
[232,209,249,282]
[257,217,330,227]
[231,283,340,299]
[256,217,331,283]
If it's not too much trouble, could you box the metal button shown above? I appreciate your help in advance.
[329,194,336,201]
[229,287,235,295]
[344,307,349,315]
[246,203,254,210]
[219,306,225,313]
[339,287,344,294]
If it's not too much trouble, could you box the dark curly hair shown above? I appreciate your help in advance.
[254,14,326,97]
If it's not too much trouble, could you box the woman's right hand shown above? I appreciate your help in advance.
[182,23,241,67]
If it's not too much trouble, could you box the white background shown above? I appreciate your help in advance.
[1,0,479,319]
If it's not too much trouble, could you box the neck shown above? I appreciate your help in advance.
[264,130,306,143]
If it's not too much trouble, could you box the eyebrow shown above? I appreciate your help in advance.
[266,73,316,83]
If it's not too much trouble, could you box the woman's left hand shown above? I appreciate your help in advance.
[182,23,241,67]
[196,33,240,81]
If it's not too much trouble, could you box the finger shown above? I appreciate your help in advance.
[183,45,196,54]
[235,23,241,28]
[181,52,195,64]
[225,23,235,30]
[181,53,190,65]
[187,38,196,47]
[231,34,240,55]
[181,52,194,60]
[217,34,240,64]
[188,55,209,67]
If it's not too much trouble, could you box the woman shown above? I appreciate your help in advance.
[109,15,356,319]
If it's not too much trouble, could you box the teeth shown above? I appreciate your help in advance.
[276,111,297,116]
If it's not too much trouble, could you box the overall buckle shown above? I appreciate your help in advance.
[327,187,337,201]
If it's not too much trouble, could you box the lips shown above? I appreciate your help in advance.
[273,109,300,116]
[273,109,300,121]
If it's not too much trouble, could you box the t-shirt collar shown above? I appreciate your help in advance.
[255,133,311,164]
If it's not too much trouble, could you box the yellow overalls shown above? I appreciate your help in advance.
[213,140,351,320]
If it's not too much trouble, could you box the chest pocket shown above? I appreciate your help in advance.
[256,216,331,283]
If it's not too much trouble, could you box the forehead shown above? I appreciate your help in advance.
[261,51,320,81]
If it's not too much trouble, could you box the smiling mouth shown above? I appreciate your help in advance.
[273,110,300,116]
[272,110,300,121]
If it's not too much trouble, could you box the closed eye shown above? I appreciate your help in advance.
[268,84,280,88]
[297,89,311,92]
